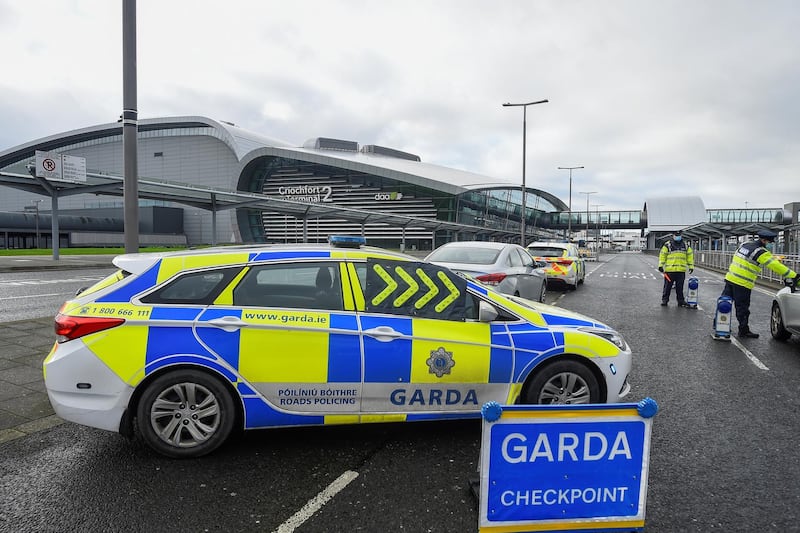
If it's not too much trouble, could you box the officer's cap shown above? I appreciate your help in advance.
[757,229,777,242]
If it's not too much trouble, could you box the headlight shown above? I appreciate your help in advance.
[579,327,628,351]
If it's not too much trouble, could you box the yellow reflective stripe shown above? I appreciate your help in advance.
[393,266,419,307]
[506,383,523,404]
[434,271,460,312]
[346,263,365,311]
[86,324,148,385]
[156,253,250,284]
[324,414,360,425]
[238,310,330,382]
[415,268,439,309]
[480,520,645,532]
[563,331,618,357]
[339,263,355,311]
[371,264,398,305]
[411,319,490,383]
[360,414,407,423]
[77,270,126,298]
[214,267,249,305]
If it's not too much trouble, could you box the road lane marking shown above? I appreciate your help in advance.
[273,470,359,533]
[731,337,770,370]
[0,292,70,300]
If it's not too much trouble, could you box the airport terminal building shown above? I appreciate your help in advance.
[0,116,567,250]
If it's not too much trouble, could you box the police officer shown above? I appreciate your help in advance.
[721,229,798,338]
[658,230,694,307]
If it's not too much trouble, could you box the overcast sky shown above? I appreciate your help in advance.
[1,0,799,212]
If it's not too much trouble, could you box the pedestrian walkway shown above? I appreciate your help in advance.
[0,317,63,444]
[0,255,115,444]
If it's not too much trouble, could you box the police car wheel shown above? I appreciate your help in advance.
[770,302,792,341]
[524,360,601,405]
[539,283,547,303]
[136,370,236,458]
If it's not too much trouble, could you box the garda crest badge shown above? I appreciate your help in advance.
[427,347,455,378]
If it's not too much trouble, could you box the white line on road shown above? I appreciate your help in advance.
[0,292,69,300]
[731,337,770,370]
[273,470,359,533]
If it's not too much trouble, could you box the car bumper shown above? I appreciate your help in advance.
[600,350,633,403]
[43,340,133,433]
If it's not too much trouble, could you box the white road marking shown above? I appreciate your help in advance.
[273,470,359,533]
[730,337,770,370]
[0,292,69,300]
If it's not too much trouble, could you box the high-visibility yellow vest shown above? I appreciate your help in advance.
[659,240,694,273]
[725,240,797,289]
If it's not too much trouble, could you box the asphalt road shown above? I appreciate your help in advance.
[1,253,799,532]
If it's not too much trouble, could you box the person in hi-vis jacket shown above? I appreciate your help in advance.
[658,230,694,307]
[721,229,797,338]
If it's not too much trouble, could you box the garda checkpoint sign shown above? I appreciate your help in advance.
[478,399,658,533]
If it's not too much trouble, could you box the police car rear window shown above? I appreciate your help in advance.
[141,267,242,305]
[528,247,567,257]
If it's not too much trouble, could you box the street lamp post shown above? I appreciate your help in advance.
[558,166,584,241]
[503,99,549,246]
[578,191,597,241]
[593,204,604,252]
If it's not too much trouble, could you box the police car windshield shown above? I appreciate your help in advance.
[426,246,501,265]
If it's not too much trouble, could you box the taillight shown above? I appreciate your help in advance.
[556,259,573,266]
[54,314,125,342]
[475,272,507,285]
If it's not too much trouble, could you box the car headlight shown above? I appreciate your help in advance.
[579,327,628,351]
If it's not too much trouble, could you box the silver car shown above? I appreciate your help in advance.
[425,241,548,302]
[770,279,800,341]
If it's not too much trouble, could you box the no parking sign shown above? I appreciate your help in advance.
[478,399,658,532]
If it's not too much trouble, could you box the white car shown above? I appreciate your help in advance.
[425,241,548,302]
[770,279,800,341]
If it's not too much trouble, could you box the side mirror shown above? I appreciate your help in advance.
[478,300,499,322]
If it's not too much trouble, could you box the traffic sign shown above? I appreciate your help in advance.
[478,399,658,532]
[34,150,86,182]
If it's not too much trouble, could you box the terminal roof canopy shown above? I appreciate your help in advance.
[643,196,707,233]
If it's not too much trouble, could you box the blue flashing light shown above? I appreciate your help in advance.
[329,235,366,248]
[717,296,733,314]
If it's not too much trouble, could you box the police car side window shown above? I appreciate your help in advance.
[233,262,343,311]
[141,267,241,305]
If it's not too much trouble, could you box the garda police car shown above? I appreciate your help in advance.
[43,236,632,458]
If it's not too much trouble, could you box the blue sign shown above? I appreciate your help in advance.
[478,400,657,532]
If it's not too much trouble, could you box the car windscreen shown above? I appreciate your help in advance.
[426,246,501,265]
[527,247,566,258]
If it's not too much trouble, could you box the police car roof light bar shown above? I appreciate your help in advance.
[329,235,366,248]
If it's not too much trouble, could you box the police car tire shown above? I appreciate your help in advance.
[136,369,236,458]
[539,283,547,303]
[524,360,601,405]
[770,302,792,341]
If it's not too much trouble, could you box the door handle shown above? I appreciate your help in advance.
[205,316,246,332]
[363,326,404,342]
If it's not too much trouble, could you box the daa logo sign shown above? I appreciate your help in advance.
[478,399,658,532]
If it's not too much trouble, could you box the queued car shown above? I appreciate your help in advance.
[43,236,631,458]
[770,277,800,341]
[424,241,548,302]
[527,241,587,290]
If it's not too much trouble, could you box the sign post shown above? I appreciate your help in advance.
[478,398,658,532]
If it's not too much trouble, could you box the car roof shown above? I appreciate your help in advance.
[436,241,510,250]
[112,244,415,276]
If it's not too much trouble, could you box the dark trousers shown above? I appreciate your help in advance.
[662,271,686,303]
[722,280,752,333]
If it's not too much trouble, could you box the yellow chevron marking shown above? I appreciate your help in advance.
[414,268,439,309]
[371,264,398,305]
[393,266,419,307]
[435,271,461,312]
